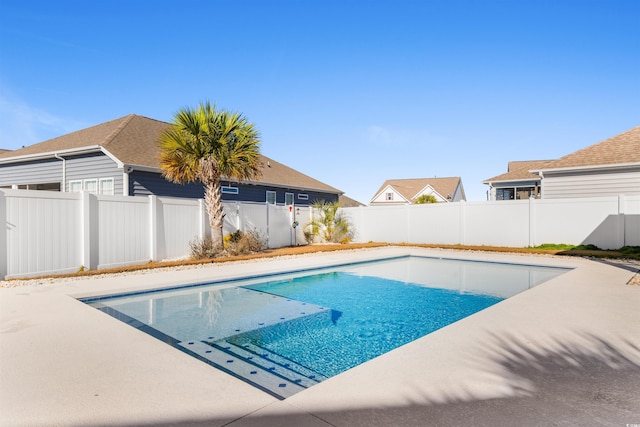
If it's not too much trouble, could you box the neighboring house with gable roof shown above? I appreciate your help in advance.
[484,125,640,200]
[370,177,466,205]
[0,114,342,205]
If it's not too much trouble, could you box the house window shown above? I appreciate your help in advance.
[516,187,535,200]
[386,192,394,201]
[266,190,276,205]
[297,193,309,201]
[285,192,294,206]
[84,179,98,194]
[222,185,239,194]
[496,188,514,200]
[69,180,82,193]
[99,178,114,195]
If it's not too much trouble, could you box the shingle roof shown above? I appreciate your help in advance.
[0,114,342,194]
[373,177,461,202]
[537,125,640,170]
[483,160,551,183]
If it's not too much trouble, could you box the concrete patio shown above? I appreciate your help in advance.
[1,247,639,426]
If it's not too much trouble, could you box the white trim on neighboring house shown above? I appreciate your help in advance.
[413,184,449,203]
[370,184,410,205]
[531,162,640,175]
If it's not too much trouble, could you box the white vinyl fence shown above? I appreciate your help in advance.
[1,189,309,279]
[344,195,640,250]
[3,190,638,280]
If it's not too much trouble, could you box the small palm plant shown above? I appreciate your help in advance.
[305,200,354,244]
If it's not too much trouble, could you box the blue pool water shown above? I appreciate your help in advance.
[236,272,501,377]
[85,256,569,398]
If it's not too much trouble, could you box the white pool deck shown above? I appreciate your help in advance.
[1,247,639,426]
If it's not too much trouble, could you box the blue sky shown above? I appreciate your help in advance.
[1,0,638,203]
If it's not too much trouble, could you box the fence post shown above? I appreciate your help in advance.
[618,194,626,247]
[0,190,7,279]
[459,200,466,245]
[529,197,536,247]
[80,192,98,271]
[149,195,160,261]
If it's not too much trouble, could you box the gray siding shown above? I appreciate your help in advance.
[0,158,62,187]
[0,152,123,194]
[64,153,123,194]
[542,168,640,199]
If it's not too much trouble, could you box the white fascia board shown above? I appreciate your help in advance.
[531,162,640,174]
[0,145,103,164]
[413,184,447,202]
[370,184,410,204]
[482,177,542,185]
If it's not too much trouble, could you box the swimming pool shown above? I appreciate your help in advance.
[84,255,569,398]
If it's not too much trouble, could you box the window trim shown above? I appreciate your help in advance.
[83,179,98,194]
[69,180,82,193]
[285,192,294,206]
[297,193,309,201]
[266,190,277,205]
[99,177,114,195]
[222,185,239,195]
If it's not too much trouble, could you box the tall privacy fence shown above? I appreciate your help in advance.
[3,190,639,279]
[0,189,310,279]
[343,195,640,250]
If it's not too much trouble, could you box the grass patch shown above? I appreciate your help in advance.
[531,243,640,260]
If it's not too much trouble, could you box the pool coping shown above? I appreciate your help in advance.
[1,246,639,426]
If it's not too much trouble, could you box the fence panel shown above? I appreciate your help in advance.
[534,196,621,249]
[623,195,640,246]
[4,190,82,278]
[406,203,461,244]
[267,204,295,248]
[345,205,409,243]
[97,195,150,269]
[158,197,203,260]
[464,200,530,247]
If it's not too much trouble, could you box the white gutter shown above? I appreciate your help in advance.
[0,145,103,164]
[531,162,640,174]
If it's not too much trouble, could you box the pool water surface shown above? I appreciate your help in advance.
[84,256,569,398]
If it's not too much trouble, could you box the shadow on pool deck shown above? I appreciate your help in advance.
[117,331,640,427]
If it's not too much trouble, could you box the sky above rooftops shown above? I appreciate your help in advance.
[0,0,638,203]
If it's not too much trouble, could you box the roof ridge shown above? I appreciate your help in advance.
[101,114,137,147]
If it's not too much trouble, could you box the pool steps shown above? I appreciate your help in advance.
[178,339,326,398]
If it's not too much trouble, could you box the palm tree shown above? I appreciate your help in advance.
[159,102,261,253]
[414,194,437,204]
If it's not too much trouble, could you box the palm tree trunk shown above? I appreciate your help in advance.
[200,157,224,252]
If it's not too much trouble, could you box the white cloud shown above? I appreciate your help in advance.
[0,90,83,149]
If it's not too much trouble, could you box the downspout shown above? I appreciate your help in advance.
[54,153,66,192]
[122,165,132,196]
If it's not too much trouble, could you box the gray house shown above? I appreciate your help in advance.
[484,125,640,200]
[0,114,342,205]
